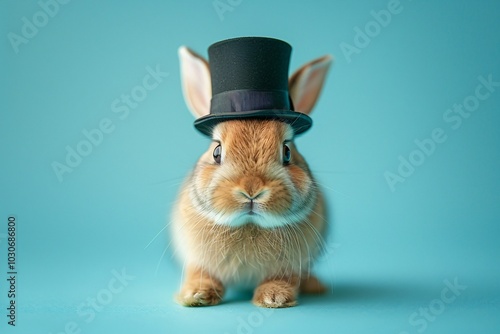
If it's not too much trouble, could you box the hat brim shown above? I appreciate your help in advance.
[193,110,312,137]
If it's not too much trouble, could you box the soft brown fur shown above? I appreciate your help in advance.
[172,120,328,308]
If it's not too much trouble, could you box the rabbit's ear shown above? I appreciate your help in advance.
[179,46,211,118]
[289,55,333,115]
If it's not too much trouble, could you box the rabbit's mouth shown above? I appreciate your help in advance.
[242,207,261,217]
[245,200,258,215]
[203,187,316,228]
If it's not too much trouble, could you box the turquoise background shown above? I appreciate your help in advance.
[1,0,499,333]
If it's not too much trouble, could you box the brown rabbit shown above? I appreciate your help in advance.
[172,38,332,308]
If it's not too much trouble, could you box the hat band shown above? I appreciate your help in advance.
[210,90,293,114]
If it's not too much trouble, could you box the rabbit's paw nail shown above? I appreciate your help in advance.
[253,283,297,308]
[177,288,222,307]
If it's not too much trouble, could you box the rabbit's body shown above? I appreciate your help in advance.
[173,39,332,308]
[172,120,327,289]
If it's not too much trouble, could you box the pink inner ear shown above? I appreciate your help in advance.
[294,68,325,113]
[179,47,212,118]
[186,81,209,115]
[289,55,332,114]
[295,71,321,111]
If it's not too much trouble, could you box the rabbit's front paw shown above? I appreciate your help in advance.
[177,287,223,306]
[176,267,224,307]
[252,279,298,308]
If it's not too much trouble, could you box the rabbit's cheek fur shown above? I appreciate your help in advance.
[288,164,312,194]
[260,178,293,214]
[211,177,244,214]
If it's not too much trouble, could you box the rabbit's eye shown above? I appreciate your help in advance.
[283,144,291,165]
[213,144,222,164]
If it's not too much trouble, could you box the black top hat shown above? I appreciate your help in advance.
[194,37,312,136]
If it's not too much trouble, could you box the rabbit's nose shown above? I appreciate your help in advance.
[238,176,266,199]
[238,189,266,201]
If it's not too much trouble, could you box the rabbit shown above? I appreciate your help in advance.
[171,44,333,308]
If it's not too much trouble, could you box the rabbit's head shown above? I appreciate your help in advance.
[178,45,332,229]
